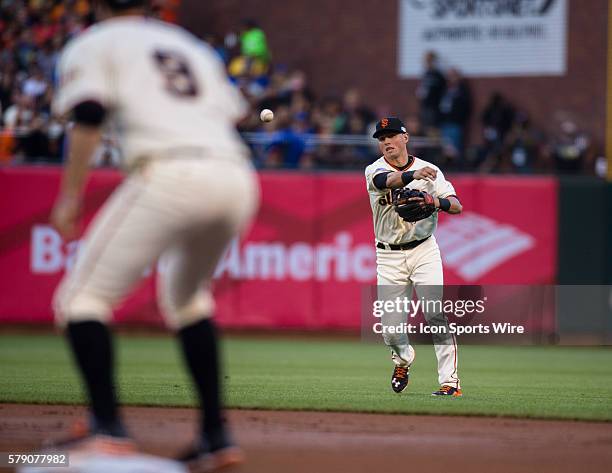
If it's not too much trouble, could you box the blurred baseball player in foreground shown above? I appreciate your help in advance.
[365,117,463,397]
[50,0,258,470]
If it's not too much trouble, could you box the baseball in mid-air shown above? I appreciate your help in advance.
[260,109,274,122]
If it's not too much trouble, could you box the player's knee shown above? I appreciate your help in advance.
[159,290,214,330]
[53,287,112,327]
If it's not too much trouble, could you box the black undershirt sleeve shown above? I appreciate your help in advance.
[373,172,391,190]
[72,100,107,126]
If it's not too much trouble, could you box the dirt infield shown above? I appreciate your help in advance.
[1,404,612,473]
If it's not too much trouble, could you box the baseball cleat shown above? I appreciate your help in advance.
[432,385,463,397]
[391,365,410,393]
[181,446,244,473]
[179,431,244,472]
[42,420,137,454]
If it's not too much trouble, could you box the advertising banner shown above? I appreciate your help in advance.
[0,168,557,328]
[398,0,568,77]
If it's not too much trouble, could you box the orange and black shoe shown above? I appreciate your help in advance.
[42,419,137,455]
[432,385,463,397]
[391,365,410,393]
[178,430,244,473]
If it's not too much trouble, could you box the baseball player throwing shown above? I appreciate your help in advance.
[50,0,258,470]
[365,117,463,397]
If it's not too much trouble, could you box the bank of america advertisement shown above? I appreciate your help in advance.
[398,0,567,77]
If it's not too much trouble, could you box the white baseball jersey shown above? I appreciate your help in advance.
[365,156,456,244]
[53,16,249,170]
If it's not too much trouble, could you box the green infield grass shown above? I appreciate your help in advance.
[0,333,611,421]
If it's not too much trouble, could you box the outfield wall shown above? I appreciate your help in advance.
[0,167,564,329]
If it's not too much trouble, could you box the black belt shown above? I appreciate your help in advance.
[376,236,430,251]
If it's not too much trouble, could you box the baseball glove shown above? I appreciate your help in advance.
[392,188,437,222]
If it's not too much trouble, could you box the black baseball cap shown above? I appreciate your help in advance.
[372,117,407,138]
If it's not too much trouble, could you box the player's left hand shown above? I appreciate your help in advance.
[392,189,437,222]
[50,195,82,240]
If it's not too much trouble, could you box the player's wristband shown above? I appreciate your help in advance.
[401,171,415,185]
[438,198,451,212]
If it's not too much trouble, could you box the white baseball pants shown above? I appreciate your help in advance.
[376,236,460,388]
[54,157,258,330]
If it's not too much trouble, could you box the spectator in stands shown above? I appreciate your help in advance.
[289,91,312,125]
[0,64,16,112]
[341,88,375,132]
[344,114,366,136]
[476,92,515,171]
[416,50,446,131]
[36,39,60,80]
[18,112,51,163]
[261,106,306,169]
[15,29,36,71]
[316,96,345,134]
[481,93,515,147]
[240,19,270,64]
[0,37,15,66]
[153,0,181,24]
[3,93,34,130]
[47,116,65,162]
[231,66,267,99]
[342,114,371,165]
[285,69,313,102]
[228,19,270,93]
[33,14,58,47]
[439,68,471,168]
[253,65,290,112]
[0,128,15,164]
[22,65,49,100]
[503,112,546,174]
[257,68,312,111]
[549,117,593,174]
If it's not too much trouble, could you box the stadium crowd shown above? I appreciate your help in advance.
[0,1,603,175]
